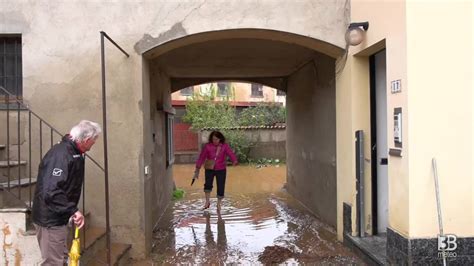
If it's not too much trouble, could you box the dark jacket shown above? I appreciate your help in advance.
[32,135,84,227]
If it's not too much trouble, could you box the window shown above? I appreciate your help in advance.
[0,36,22,99]
[174,107,186,124]
[165,113,175,167]
[180,87,193,96]
[217,82,228,96]
[277,90,286,96]
[251,83,263,97]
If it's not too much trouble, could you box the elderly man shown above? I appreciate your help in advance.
[32,120,101,265]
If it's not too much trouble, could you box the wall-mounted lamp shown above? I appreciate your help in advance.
[345,22,369,46]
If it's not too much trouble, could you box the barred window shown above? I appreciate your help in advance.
[0,36,22,99]
[217,82,228,96]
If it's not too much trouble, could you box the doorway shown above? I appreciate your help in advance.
[370,49,388,235]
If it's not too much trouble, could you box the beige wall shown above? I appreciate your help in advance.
[144,64,175,254]
[287,55,337,227]
[231,83,278,103]
[171,82,285,105]
[342,0,473,240]
[336,53,356,238]
[406,0,473,238]
[337,0,409,239]
[4,2,470,260]
[1,0,348,258]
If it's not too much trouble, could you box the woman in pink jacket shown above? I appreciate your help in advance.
[195,131,238,211]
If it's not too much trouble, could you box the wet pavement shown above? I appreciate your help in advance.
[133,164,365,265]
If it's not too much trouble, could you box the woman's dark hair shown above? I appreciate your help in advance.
[208,131,226,143]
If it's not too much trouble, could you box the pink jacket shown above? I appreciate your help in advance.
[196,143,238,170]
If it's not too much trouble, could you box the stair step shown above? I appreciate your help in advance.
[77,226,107,265]
[0,177,37,188]
[84,226,107,250]
[0,145,5,149]
[0,160,27,167]
[88,243,132,266]
[0,190,30,211]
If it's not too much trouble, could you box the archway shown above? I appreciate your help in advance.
[143,29,343,249]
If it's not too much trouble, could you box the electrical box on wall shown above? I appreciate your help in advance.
[144,165,150,175]
[394,108,402,147]
[389,107,403,157]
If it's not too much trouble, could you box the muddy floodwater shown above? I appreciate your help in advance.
[133,164,364,265]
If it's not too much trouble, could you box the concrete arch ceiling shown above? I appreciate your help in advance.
[143,29,344,92]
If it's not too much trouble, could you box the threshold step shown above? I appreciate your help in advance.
[344,233,388,265]
[0,177,37,188]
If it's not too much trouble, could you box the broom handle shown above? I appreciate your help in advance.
[432,158,446,266]
[75,227,80,239]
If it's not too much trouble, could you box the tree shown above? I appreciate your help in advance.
[182,84,253,162]
[182,84,288,162]
[182,84,237,131]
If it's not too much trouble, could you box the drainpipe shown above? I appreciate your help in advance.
[355,130,365,237]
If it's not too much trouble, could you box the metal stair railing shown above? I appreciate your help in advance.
[0,85,104,251]
[1,31,129,265]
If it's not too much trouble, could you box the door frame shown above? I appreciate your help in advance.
[369,53,378,235]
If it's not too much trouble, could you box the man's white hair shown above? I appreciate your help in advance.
[69,120,102,142]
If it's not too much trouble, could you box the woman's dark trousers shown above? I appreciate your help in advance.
[204,169,227,198]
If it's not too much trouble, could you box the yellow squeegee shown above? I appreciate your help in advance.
[69,227,81,266]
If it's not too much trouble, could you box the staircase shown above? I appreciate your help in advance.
[0,87,131,265]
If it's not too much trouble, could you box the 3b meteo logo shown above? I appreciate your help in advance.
[438,234,457,258]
